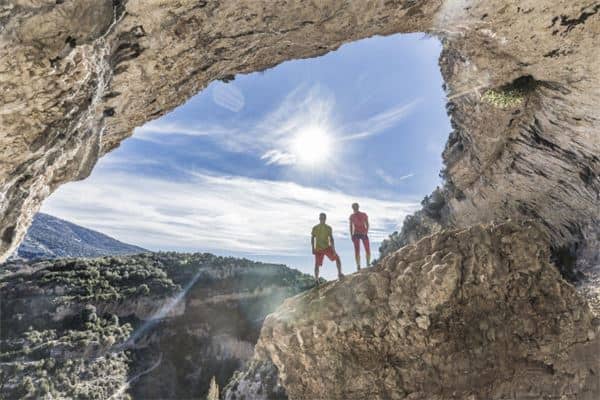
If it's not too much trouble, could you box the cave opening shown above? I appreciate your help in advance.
[3,2,599,399]
[6,32,454,399]
[39,33,452,279]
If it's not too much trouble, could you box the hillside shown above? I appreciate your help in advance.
[0,252,315,399]
[12,213,147,261]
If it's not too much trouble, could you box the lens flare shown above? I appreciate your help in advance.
[291,125,332,166]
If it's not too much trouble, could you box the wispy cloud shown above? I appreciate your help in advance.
[341,99,422,141]
[253,87,420,166]
[260,149,296,166]
[252,86,337,166]
[212,81,245,112]
[42,171,418,256]
[375,169,414,186]
[134,122,232,143]
[132,85,420,167]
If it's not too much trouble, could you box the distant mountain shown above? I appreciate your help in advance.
[12,213,147,260]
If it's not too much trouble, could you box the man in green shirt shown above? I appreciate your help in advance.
[311,213,343,285]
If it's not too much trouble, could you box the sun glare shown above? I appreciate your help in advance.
[291,125,332,166]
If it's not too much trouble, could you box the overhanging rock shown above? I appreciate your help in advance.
[1,1,599,262]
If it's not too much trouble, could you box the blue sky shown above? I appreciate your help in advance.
[43,33,451,279]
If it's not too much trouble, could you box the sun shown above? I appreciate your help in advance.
[291,125,332,166]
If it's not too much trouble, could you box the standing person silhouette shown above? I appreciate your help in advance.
[349,203,370,270]
[311,212,343,285]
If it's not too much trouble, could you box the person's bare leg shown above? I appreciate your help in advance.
[353,237,361,271]
[364,236,371,267]
[336,257,343,279]
[314,264,320,286]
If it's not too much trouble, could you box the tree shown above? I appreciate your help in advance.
[207,376,219,400]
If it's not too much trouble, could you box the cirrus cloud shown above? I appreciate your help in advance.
[42,170,418,256]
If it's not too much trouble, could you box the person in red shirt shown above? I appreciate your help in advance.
[349,203,370,270]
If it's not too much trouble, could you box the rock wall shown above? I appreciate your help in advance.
[2,2,599,399]
[225,222,600,400]
[1,1,598,265]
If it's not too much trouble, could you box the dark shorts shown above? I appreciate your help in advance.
[352,234,370,256]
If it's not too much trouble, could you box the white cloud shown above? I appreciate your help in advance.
[212,82,245,112]
[341,99,422,141]
[253,87,420,161]
[375,169,414,186]
[133,121,232,143]
[240,86,419,167]
[260,149,297,166]
[41,171,418,256]
[398,173,415,181]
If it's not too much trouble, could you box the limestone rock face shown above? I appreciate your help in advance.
[1,1,599,265]
[225,222,599,399]
[1,2,599,398]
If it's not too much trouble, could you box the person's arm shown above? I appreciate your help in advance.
[311,230,316,254]
[329,230,335,250]
[349,217,354,237]
[365,215,369,234]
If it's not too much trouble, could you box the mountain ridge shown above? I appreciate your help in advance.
[12,213,147,261]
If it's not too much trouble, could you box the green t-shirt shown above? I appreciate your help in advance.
[312,223,332,251]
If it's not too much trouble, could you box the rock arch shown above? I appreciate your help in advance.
[1,1,598,265]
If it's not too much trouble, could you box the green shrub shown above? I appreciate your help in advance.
[482,88,524,108]
[22,376,34,395]
[482,76,537,109]
[137,284,150,295]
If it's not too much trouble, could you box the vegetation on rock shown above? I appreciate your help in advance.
[378,188,445,260]
[482,75,537,109]
[482,87,525,108]
[1,252,315,399]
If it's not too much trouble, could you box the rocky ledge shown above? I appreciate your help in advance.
[225,221,599,400]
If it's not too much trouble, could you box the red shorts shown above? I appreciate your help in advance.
[314,247,339,267]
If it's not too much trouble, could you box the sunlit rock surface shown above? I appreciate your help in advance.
[0,253,314,399]
[225,222,600,400]
[1,1,599,399]
[1,1,598,265]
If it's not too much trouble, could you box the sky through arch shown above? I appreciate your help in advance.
[43,33,451,279]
